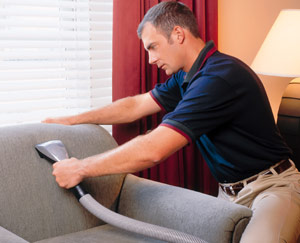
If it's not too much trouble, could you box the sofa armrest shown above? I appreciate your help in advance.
[118,174,252,243]
[0,227,29,243]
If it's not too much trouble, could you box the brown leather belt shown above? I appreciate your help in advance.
[220,159,292,196]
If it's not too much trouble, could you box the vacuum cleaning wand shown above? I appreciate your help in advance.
[35,140,207,243]
[35,140,86,200]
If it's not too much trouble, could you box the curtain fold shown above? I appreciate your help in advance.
[112,0,218,195]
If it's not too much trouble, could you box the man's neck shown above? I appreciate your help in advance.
[183,38,205,73]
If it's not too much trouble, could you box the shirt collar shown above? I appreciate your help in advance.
[182,40,217,88]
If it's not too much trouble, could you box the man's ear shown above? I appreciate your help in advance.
[172,26,185,44]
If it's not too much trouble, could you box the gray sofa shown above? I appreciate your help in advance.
[0,123,252,243]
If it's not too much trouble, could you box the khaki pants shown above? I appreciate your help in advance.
[218,161,300,243]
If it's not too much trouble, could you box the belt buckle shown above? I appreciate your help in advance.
[261,170,272,176]
[229,185,236,196]
[221,184,238,196]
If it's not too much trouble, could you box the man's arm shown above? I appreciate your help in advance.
[52,125,188,188]
[43,92,161,125]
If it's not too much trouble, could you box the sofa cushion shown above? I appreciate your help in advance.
[34,225,163,243]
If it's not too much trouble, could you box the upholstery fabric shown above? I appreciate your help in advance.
[0,123,124,242]
[118,174,252,243]
[35,225,163,243]
[0,227,29,243]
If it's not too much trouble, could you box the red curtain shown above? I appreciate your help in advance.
[112,0,218,195]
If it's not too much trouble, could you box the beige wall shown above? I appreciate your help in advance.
[218,0,300,120]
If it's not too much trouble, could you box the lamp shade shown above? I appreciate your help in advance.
[251,9,300,77]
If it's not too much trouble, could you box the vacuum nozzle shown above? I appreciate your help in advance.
[35,140,87,200]
[35,140,69,163]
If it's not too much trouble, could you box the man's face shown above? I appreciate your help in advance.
[141,23,183,76]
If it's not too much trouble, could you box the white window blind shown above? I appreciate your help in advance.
[0,0,113,132]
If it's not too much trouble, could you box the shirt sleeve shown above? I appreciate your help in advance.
[160,75,239,142]
[150,71,185,112]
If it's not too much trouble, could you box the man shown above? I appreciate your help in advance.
[43,2,300,242]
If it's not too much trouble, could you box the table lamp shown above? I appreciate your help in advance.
[251,9,300,168]
[251,9,300,78]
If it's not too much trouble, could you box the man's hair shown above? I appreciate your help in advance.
[137,1,200,40]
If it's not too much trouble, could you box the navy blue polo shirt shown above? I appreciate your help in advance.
[150,41,291,183]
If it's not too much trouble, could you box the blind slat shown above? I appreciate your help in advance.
[1,0,112,11]
[0,70,90,80]
[0,19,90,29]
[0,79,90,90]
[0,30,90,40]
[0,60,92,69]
[0,40,110,48]
[1,0,90,9]
[0,50,92,59]
[0,10,112,20]
[0,99,91,113]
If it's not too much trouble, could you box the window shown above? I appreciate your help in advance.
[0,0,113,132]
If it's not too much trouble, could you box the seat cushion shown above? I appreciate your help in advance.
[34,225,163,243]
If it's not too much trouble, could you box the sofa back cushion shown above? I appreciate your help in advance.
[0,123,124,242]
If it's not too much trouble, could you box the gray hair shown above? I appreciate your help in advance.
[137,1,200,39]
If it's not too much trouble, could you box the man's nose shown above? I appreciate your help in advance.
[148,53,157,65]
